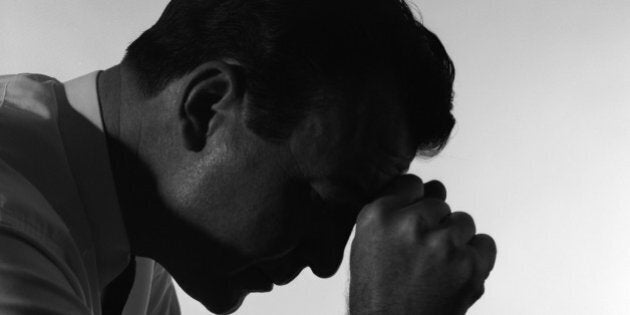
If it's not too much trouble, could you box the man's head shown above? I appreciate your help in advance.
[121,0,454,313]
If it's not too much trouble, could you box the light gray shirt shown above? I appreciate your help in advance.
[0,72,180,315]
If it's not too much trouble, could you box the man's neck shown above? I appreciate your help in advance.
[98,64,145,151]
[96,66,229,290]
[97,64,154,257]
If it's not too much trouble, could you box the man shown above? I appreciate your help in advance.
[0,0,496,314]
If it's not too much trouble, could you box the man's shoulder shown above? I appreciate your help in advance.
[0,156,94,314]
[0,72,72,185]
[0,73,62,116]
[0,73,64,155]
[0,157,77,259]
[0,72,79,260]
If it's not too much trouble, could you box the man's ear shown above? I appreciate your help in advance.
[180,60,245,152]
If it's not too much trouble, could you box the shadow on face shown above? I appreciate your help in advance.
[115,59,415,314]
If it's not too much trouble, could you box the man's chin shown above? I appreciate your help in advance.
[180,268,276,314]
[202,291,248,315]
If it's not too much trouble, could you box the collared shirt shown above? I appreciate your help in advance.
[0,72,180,314]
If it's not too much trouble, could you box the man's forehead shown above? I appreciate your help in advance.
[307,149,414,210]
[292,71,417,195]
[300,109,416,204]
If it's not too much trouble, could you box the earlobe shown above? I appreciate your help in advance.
[180,61,245,152]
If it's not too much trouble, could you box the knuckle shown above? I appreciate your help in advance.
[471,285,486,302]
[451,211,474,224]
[449,211,476,233]
[356,202,386,227]
[484,244,498,262]
[482,234,498,255]
[424,180,447,200]
[451,253,476,282]
[398,173,423,186]
[400,209,425,226]
[404,174,424,191]
[433,228,452,245]
[419,197,445,208]
[394,212,424,240]
[424,229,452,253]
[458,251,476,269]
[367,198,389,211]
[419,198,452,217]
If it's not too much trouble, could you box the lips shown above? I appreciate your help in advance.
[249,280,273,293]
[233,267,274,293]
[256,264,305,286]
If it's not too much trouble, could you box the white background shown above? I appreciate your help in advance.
[2,0,629,314]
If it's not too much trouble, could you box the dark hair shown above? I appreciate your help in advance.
[124,0,455,155]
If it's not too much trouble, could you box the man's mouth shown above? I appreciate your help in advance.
[234,259,307,294]
[238,267,274,293]
[256,264,305,287]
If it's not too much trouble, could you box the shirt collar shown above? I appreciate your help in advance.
[63,71,131,289]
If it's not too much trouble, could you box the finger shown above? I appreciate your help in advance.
[468,234,497,279]
[373,174,424,210]
[424,180,446,201]
[403,198,451,227]
[443,211,476,245]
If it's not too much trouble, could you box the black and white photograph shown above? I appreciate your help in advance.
[0,0,628,314]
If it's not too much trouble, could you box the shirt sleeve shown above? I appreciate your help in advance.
[0,228,91,315]
[146,263,180,315]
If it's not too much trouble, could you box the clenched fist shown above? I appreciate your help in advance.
[349,175,496,315]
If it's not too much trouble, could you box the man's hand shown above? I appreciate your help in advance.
[349,175,496,314]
